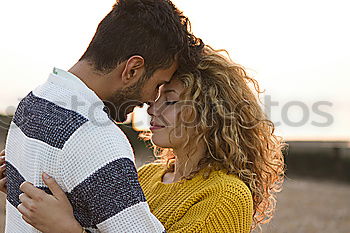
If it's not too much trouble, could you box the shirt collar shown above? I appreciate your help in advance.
[49,67,104,106]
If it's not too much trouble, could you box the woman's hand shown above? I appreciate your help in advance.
[0,149,7,194]
[18,173,83,233]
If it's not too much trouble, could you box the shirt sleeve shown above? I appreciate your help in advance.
[59,122,165,233]
[167,183,253,233]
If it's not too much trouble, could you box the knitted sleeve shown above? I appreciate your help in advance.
[59,122,165,232]
[167,182,253,233]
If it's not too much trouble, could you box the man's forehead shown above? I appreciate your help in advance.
[167,61,179,73]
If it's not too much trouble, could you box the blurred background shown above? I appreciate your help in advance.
[0,0,349,232]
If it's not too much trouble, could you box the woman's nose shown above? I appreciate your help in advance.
[147,101,156,117]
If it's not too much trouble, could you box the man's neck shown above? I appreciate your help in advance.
[68,61,110,100]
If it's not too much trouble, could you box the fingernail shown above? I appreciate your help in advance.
[43,172,51,180]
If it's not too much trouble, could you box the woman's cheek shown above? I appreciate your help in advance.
[151,106,183,148]
[168,107,182,128]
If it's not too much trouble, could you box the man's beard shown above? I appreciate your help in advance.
[103,78,145,123]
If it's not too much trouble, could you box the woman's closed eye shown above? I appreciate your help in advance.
[165,101,178,105]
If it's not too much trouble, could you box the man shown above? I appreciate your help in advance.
[4,0,203,232]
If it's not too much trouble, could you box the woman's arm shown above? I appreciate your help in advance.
[18,173,83,233]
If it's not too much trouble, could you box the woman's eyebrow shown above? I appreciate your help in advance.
[163,89,178,94]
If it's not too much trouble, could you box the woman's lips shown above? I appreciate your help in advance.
[150,125,165,131]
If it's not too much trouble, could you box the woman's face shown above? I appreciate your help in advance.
[147,78,186,148]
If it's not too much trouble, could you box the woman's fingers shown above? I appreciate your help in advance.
[0,163,6,179]
[0,151,7,192]
[21,214,33,225]
[19,193,35,210]
[42,173,66,200]
[0,156,5,169]
[0,149,6,194]
[0,177,7,194]
[17,203,32,219]
[16,177,80,233]
[19,182,46,200]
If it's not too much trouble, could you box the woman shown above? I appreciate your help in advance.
[0,46,286,232]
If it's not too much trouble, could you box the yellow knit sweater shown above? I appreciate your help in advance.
[138,163,253,233]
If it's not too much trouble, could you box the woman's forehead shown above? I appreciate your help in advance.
[162,78,183,93]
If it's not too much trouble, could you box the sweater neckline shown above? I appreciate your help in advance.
[156,166,185,186]
[153,165,211,190]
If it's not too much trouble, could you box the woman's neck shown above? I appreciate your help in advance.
[166,146,205,183]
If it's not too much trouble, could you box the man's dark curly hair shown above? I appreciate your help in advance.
[80,0,204,77]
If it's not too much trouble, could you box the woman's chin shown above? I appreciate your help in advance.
[151,135,171,148]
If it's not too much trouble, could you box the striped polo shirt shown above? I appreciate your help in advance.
[5,68,165,232]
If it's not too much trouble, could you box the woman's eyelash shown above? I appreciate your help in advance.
[165,101,178,105]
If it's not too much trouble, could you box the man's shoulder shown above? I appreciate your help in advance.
[11,91,89,150]
[13,87,121,151]
[32,79,108,123]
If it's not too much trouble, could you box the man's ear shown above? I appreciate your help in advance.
[121,55,145,86]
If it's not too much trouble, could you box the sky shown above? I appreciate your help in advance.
[0,0,349,140]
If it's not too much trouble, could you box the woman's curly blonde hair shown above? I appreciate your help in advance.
[143,45,286,231]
